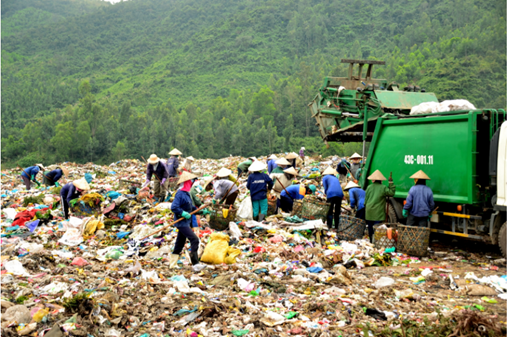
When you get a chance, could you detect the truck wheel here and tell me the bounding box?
[499,222,506,258]
[388,204,397,223]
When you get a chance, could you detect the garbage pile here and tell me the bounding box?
[1,156,507,336]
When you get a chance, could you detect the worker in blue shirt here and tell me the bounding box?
[278,184,316,213]
[343,181,366,220]
[169,171,200,268]
[403,170,435,227]
[166,148,182,177]
[246,161,273,221]
[20,164,44,190]
[43,167,69,187]
[267,154,278,174]
[60,178,90,219]
[322,167,344,231]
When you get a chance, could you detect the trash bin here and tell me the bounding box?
[209,204,237,231]
[396,224,430,257]
[337,215,366,241]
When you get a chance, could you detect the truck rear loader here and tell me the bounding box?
[310,59,507,257]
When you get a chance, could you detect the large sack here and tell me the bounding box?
[410,99,476,115]
[237,196,253,220]
[200,233,230,264]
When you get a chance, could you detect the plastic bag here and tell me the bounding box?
[200,233,230,264]
[58,228,84,247]
[3,305,32,324]
[32,308,50,322]
[374,277,395,289]
[410,99,476,115]
[83,219,104,237]
[237,196,253,220]
[228,222,242,239]
[17,242,44,253]
[4,260,30,276]
[71,257,89,267]
[224,247,241,264]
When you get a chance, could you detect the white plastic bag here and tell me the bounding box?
[58,228,83,247]
[228,222,242,239]
[4,260,30,276]
[237,196,253,220]
[410,99,476,115]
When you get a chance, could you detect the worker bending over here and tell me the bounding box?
[60,178,90,219]
[142,154,169,203]
[43,167,68,187]
[20,164,44,190]
[343,181,366,220]
[278,184,316,213]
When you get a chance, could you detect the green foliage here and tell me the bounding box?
[17,152,44,168]
[15,296,28,304]
[1,0,505,165]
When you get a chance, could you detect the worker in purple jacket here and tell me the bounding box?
[142,154,169,203]
[299,147,305,164]
[166,148,182,177]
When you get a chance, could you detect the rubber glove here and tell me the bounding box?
[402,209,408,218]
[55,182,60,187]
[212,199,217,205]
[142,179,150,188]
[31,175,35,181]
[181,211,191,219]
[35,181,41,187]
[428,214,433,221]
[161,178,166,186]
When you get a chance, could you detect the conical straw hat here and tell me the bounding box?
[249,157,257,162]
[283,167,298,176]
[60,167,69,177]
[73,178,90,191]
[177,171,198,184]
[343,181,360,191]
[275,158,291,166]
[248,160,267,172]
[186,156,195,161]
[169,148,182,155]
[322,167,338,176]
[349,152,362,159]
[35,164,45,170]
[203,176,215,189]
[286,152,299,159]
[268,154,278,160]
[367,170,386,181]
[216,168,232,178]
[147,154,160,164]
[410,170,430,180]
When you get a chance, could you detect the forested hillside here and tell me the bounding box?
[2,0,506,167]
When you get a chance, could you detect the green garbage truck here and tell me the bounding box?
[310,59,507,257]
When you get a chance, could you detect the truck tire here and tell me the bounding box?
[499,222,506,258]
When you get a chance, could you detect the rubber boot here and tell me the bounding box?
[258,214,265,222]
[326,215,334,231]
[190,251,200,265]
[168,254,179,269]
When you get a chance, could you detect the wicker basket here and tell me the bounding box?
[301,199,330,222]
[209,204,237,231]
[374,224,398,250]
[267,196,277,216]
[337,215,366,241]
[396,224,430,257]
[291,200,303,217]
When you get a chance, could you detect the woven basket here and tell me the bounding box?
[291,200,303,217]
[337,215,366,241]
[267,196,277,216]
[396,224,430,257]
[301,199,330,222]
[167,177,179,190]
[209,204,237,231]
[374,224,398,250]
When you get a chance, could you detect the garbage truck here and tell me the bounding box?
[309,59,507,257]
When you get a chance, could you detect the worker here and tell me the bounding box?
[43,167,68,187]
[169,171,200,268]
[299,147,305,164]
[267,155,278,174]
[336,158,350,184]
[278,184,316,213]
[349,153,362,180]
[20,164,44,190]
[141,154,169,203]
[403,170,435,227]
[271,167,296,198]
[190,179,203,207]
[210,168,239,205]
[343,181,366,220]
[322,167,344,231]
[178,156,194,173]
[246,161,273,221]
[237,157,257,178]
[271,158,290,174]
[286,152,299,169]
[84,173,93,184]
[166,148,182,177]
[364,170,396,243]
[60,178,90,219]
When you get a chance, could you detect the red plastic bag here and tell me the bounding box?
[253,246,265,253]
[71,257,89,267]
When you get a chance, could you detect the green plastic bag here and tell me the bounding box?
[232,330,249,336]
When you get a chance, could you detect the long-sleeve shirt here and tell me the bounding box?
[171,190,197,228]
[190,184,202,207]
[146,162,169,182]
[237,160,253,172]
[46,169,63,183]
[246,172,273,201]
[299,149,304,157]
[281,184,305,200]
[213,179,238,200]
[349,187,366,210]
[271,166,285,174]
[267,160,278,174]
[271,173,293,197]
[350,163,361,179]
[365,181,396,221]
[322,175,344,199]
[166,157,179,177]
[60,182,80,206]
[403,184,435,217]
[21,166,40,181]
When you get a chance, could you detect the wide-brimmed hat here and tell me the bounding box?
[147,154,160,164]
[343,181,360,191]
[177,171,198,184]
[286,152,299,159]
[322,167,338,176]
[248,161,267,172]
[216,168,232,178]
[60,167,69,177]
[268,154,278,160]
[249,157,257,162]
[73,178,90,191]
[283,167,298,176]
[301,147,305,150]
[367,170,386,181]
[275,158,291,166]
[203,176,215,189]
[349,152,362,160]
[410,170,430,180]
[35,164,45,170]
[186,156,195,161]
[169,148,182,156]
